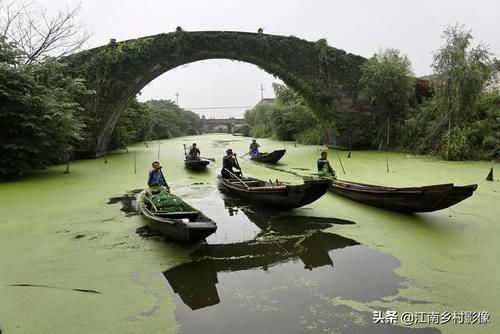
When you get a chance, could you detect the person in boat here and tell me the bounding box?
[188,143,201,160]
[148,161,170,194]
[249,139,260,157]
[221,149,242,179]
[317,151,335,178]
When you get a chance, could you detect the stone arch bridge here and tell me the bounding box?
[66,30,366,156]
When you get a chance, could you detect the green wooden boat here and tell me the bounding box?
[139,187,217,242]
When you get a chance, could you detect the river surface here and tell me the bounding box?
[0,134,498,334]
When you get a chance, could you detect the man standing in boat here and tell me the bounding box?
[148,161,170,192]
[317,151,336,178]
[188,143,201,160]
[249,139,260,157]
[221,149,242,179]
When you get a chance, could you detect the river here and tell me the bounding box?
[0,134,498,334]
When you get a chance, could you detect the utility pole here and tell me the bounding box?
[175,92,179,106]
[260,84,264,100]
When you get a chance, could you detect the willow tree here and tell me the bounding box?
[360,48,414,147]
[432,24,492,159]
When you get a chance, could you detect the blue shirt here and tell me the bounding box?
[249,143,260,156]
[148,169,166,186]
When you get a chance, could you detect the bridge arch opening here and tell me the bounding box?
[68,31,365,155]
[138,58,283,120]
[108,55,300,146]
[135,59,285,135]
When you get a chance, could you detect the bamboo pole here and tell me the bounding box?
[336,151,346,175]
[157,140,161,160]
[386,153,389,173]
[386,116,390,173]
[134,151,137,175]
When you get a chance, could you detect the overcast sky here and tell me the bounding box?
[41,0,500,118]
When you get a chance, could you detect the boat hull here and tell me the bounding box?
[250,149,286,163]
[218,176,331,209]
[139,191,217,242]
[184,159,210,171]
[329,179,477,213]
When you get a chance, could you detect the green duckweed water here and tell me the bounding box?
[0,134,498,334]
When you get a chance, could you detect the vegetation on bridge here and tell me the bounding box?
[64,30,366,154]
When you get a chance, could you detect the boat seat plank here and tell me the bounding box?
[249,186,287,191]
[226,180,262,186]
[154,211,199,221]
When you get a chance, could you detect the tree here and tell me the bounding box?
[401,25,496,160]
[0,0,89,65]
[270,104,315,140]
[110,98,154,150]
[432,24,492,129]
[360,48,414,146]
[0,37,89,176]
[145,99,203,139]
[244,84,319,141]
[273,82,306,106]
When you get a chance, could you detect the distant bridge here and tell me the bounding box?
[202,118,245,133]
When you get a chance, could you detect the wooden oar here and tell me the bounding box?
[240,151,250,158]
[200,156,216,162]
[234,155,244,177]
[159,168,170,191]
[223,168,249,189]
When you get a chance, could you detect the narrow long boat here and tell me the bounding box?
[329,179,477,213]
[250,149,286,163]
[218,175,331,209]
[184,158,210,171]
[139,189,217,242]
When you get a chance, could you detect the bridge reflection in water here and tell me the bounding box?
[161,199,440,333]
[164,230,357,310]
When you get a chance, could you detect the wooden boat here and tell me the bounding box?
[250,149,286,163]
[184,158,210,171]
[218,175,331,209]
[329,179,478,213]
[139,189,217,242]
